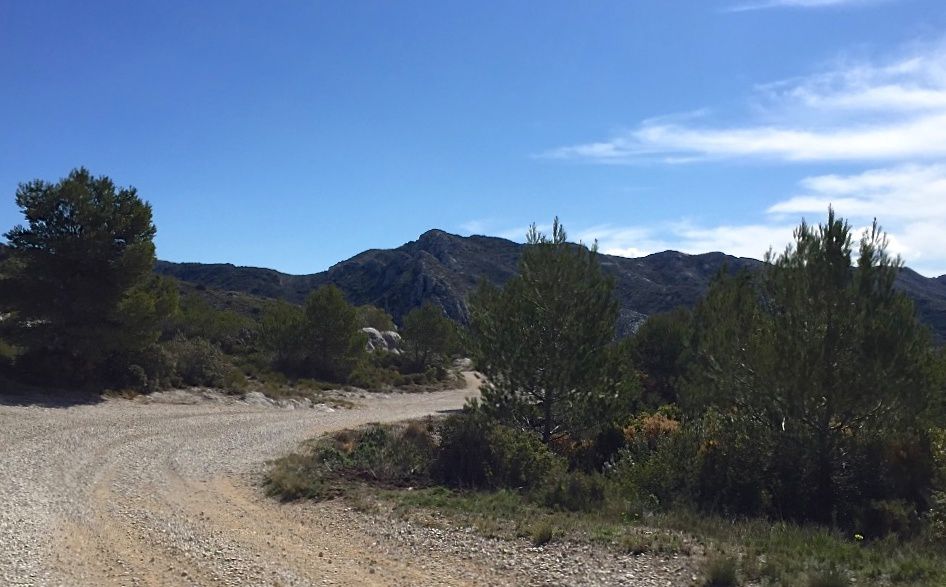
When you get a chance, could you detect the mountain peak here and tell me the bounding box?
[154,231,946,341]
[418,228,451,239]
[416,228,461,246]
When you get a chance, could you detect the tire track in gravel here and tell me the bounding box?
[2,373,699,586]
[1,383,479,586]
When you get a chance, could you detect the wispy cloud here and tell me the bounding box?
[543,41,946,164]
[534,39,946,275]
[459,219,490,234]
[479,163,946,276]
[577,221,797,264]
[727,0,890,13]
[768,163,946,274]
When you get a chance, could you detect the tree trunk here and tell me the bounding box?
[542,389,553,444]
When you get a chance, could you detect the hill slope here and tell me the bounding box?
[157,230,770,336]
[156,228,946,342]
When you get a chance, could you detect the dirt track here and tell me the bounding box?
[0,375,696,586]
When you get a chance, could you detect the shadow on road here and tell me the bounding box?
[0,377,105,408]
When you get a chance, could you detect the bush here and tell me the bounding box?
[344,422,437,485]
[435,408,564,490]
[266,422,439,501]
[347,359,397,390]
[486,424,563,490]
[541,471,607,512]
[434,409,494,488]
[527,519,559,546]
[614,409,697,510]
[857,499,921,539]
[560,425,627,473]
[0,338,18,368]
[124,364,150,391]
[702,555,739,587]
[265,452,338,500]
[930,428,946,541]
[167,336,240,389]
[807,569,847,587]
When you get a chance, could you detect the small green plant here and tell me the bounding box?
[807,568,848,587]
[619,531,687,556]
[702,555,739,587]
[264,422,437,501]
[529,519,558,546]
[434,410,564,490]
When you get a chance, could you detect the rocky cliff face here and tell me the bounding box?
[154,230,946,340]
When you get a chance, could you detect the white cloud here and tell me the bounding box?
[480,163,946,276]
[767,163,946,274]
[728,0,891,12]
[459,219,489,234]
[577,221,797,264]
[535,40,946,274]
[544,42,946,164]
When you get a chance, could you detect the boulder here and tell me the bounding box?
[381,330,402,349]
[361,327,402,354]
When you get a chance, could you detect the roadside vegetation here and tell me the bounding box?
[2,168,944,584]
[269,214,946,586]
[0,168,463,396]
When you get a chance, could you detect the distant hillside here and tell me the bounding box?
[6,230,944,339]
[157,231,760,336]
[153,229,946,341]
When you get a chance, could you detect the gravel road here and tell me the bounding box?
[0,376,697,586]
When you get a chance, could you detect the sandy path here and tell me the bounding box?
[0,378,480,587]
[0,373,695,586]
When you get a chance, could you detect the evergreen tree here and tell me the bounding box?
[469,218,620,443]
[686,209,938,522]
[0,168,176,385]
[257,287,363,381]
[257,300,306,370]
[355,304,396,332]
[303,285,362,380]
[174,292,253,352]
[402,302,457,369]
[629,307,692,407]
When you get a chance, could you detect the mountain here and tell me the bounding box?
[6,230,944,339]
[79,229,946,341]
[150,230,725,337]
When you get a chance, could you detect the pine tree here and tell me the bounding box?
[687,209,937,522]
[630,307,692,406]
[0,168,176,386]
[468,218,620,443]
[302,285,362,381]
[402,302,457,369]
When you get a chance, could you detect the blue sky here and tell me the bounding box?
[3,0,946,275]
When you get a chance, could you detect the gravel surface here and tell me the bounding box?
[0,376,699,586]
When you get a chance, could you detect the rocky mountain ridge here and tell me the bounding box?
[154,229,946,340]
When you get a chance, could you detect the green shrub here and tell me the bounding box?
[702,555,739,587]
[613,413,698,510]
[0,338,18,367]
[266,422,439,501]
[167,336,240,389]
[124,364,150,391]
[347,359,397,390]
[434,409,564,490]
[265,450,347,500]
[564,425,627,472]
[434,409,495,488]
[807,569,847,587]
[528,519,559,546]
[343,422,437,485]
[856,499,921,539]
[485,424,563,490]
[542,471,607,512]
